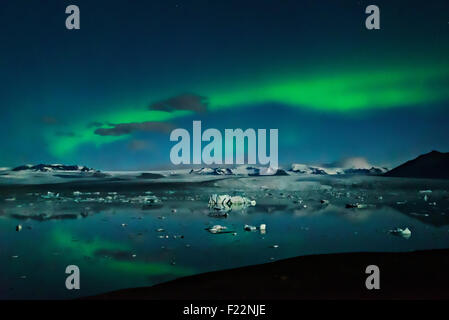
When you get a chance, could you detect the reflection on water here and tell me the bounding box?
[1,176,449,299]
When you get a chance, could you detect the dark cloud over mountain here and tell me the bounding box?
[94,121,175,136]
[87,122,104,128]
[149,93,208,113]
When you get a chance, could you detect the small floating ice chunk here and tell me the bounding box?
[389,227,412,239]
[41,192,59,199]
[419,190,432,194]
[244,224,257,232]
[16,225,22,232]
[320,199,329,205]
[206,225,228,234]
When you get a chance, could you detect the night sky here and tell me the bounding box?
[1,0,448,170]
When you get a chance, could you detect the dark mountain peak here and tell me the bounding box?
[385,151,449,179]
[416,150,444,159]
[429,150,445,157]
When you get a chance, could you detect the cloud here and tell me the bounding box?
[149,93,208,113]
[94,121,175,136]
[86,121,104,128]
[325,157,372,169]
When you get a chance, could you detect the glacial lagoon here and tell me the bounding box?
[1,174,449,299]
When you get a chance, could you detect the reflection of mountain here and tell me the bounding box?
[385,151,449,179]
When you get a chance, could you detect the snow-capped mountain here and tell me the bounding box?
[290,164,330,175]
[246,166,289,176]
[0,164,106,185]
[0,156,391,187]
[189,167,234,175]
[189,162,386,177]
[12,164,97,173]
[189,166,289,176]
[290,157,388,176]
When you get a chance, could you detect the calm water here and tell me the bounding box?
[1,176,449,299]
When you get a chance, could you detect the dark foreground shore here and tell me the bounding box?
[89,248,449,300]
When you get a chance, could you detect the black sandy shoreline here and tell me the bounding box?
[89,248,449,300]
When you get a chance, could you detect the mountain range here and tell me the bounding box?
[2,151,449,182]
[12,164,96,173]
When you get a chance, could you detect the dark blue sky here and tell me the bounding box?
[1,0,448,169]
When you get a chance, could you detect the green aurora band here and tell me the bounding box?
[48,63,449,158]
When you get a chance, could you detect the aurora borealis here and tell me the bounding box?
[1,0,449,169]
